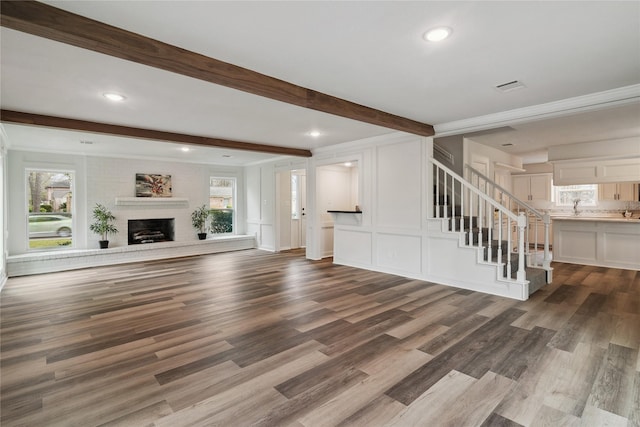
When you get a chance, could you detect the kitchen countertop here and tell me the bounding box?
[551,214,639,223]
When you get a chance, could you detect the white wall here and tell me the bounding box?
[308,133,429,277]
[0,130,6,289]
[7,150,244,255]
[314,163,359,258]
[276,170,292,251]
[464,137,523,181]
[245,163,275,251]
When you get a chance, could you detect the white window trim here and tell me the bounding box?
[553,184,598,207]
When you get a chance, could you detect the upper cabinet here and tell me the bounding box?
[598,182,638,201]
[513,174,552,202]
[553,157,640,186]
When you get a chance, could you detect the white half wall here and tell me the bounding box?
[312,132,531,300]
[315,163,359,258]
[312,133,429,277]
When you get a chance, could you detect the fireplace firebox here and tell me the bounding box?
[128,218,175,245]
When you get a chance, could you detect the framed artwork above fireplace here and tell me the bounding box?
[135,174,172,198]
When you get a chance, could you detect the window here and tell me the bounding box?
[209,177,235,234]
[26,170,74,250]
[554,184,598,207]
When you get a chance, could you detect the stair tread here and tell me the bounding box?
[438,213,550,295]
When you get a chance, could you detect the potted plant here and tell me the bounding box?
[191,204,209,240]
[89,203,118,249]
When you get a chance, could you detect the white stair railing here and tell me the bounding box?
[431,158,527,284]
[464,165,552,272]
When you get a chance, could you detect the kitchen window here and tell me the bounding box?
[554,184,598,207]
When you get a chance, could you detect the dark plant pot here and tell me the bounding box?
[99,240,109,249]
[197,233,207,240]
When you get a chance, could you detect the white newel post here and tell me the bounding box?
[516,212,527,283]
[543,213,551,270]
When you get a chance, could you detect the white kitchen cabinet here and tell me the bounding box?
[598,182,638,201]
[512,174,552,202]
[553,217,640,270]
[553,157,640,185]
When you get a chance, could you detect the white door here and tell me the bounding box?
[291,171,307,249]
[299,174,307,248]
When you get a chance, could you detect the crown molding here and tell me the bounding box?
[434,84,640,137]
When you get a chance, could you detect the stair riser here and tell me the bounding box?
[434,176,550,296]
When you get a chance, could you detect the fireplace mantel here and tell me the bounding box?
[115,197,189,207]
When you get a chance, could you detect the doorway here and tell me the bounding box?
[276,169,307,252]
[291,170,306,249]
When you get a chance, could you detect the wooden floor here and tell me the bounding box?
[1,249,638,427]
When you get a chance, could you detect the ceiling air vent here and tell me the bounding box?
[495,80,526,92]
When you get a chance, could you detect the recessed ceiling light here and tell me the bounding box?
[307,130,321,138]
[423,27,452,42]
[344,162,352,167]
[181,147,190,152]
[103,92,126,102]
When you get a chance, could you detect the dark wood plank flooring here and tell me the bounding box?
[1,249,638,426]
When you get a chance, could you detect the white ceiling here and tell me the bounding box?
[1,1,639,165]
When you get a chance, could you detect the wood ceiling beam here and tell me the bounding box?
[0,110,313,157]
[0,0,435,137]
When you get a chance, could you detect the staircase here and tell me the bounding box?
[464,164,552,286]
[428,158,552,299]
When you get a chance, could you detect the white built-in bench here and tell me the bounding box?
[7,235,256,277]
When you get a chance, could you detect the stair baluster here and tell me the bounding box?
[431,158,528,286]
[464,164,553,282]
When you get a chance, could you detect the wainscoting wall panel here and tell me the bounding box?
[376,233,422,275]
[333,229,372,266]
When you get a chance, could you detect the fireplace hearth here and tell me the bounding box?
[128,218,175,245]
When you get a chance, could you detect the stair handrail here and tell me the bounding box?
[464,164,552,271]
[431,157,527,283]
[434,159,521,222]
[464,164,545,218]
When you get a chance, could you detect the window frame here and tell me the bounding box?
[553,183,598,207]
[209,176,236,235]
[25,168,75,251]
